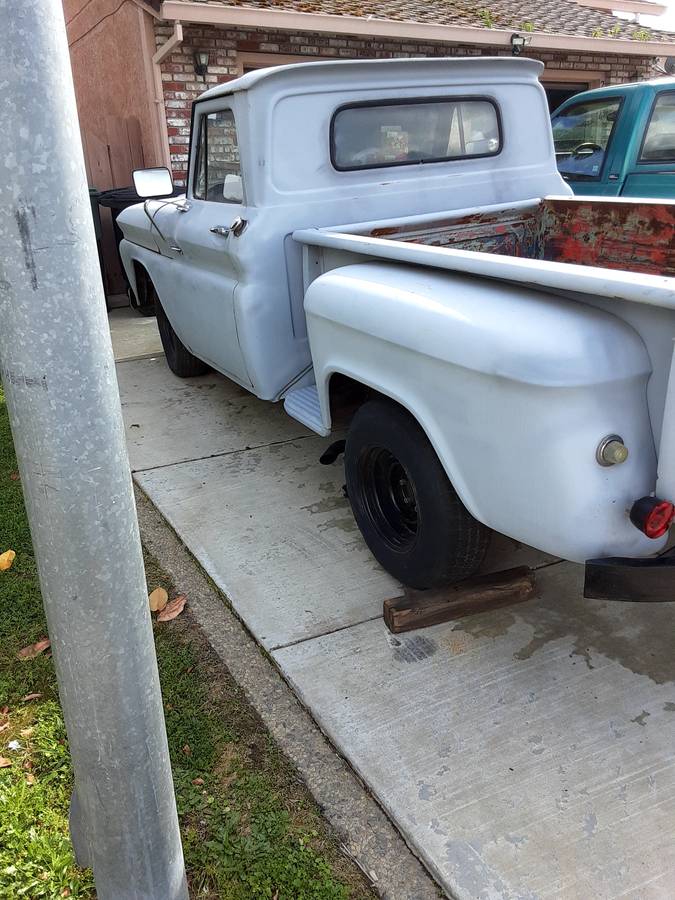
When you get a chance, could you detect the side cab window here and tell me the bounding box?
[193,107,245,203]
[640,92,675,163]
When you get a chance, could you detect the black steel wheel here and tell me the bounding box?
[345,399,490,589]
[358,447,419,552]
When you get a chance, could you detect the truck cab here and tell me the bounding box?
[551,77,675,197]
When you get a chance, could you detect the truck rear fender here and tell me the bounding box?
[306,262,661,561]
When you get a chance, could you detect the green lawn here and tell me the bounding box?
[0,387,372,899]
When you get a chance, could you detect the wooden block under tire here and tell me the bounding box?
[383,566,537,634]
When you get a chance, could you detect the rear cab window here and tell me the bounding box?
[640,91,675,163]
[551,96,622,181]
[193,108,244,203]
[330,97,501,171]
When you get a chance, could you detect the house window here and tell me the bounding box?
[640,92,675,163]
[330,97,502,171]
[551,97,621,181]
[193,109,244,203]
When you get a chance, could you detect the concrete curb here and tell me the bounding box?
[135,486,444,900]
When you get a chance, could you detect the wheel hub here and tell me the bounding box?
[360,447,418,551]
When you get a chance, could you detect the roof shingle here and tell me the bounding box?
[170,0,675,41]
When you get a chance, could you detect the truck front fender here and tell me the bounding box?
[305,262,662,562]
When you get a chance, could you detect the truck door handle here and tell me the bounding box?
[210,218,247,238]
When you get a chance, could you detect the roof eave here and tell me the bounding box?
[160,1,675,57]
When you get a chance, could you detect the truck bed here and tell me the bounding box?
[345,196,675,277]
[294,196,675,311]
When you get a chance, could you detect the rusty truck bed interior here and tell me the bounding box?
[364,197,675,278]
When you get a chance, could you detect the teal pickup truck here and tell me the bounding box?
[551,77,675,197]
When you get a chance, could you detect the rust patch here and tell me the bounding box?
[369,205,540,259]
[365,197,675,279]
[540,197,675,277]
[369,226,399,237]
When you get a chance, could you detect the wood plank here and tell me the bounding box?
[83,128,113,190]
[383,566,536,634]
[106,115,134,187]
[126,117,145,172]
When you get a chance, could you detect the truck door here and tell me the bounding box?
[551,93,627,196]
[620,90,675,200]
[162,99,252,387]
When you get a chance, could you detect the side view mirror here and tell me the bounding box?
[132,166,174,199]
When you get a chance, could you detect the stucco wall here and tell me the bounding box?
[155,21,657,186]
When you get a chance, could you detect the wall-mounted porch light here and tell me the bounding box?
[194,50,209,78]
[510,33,531,55]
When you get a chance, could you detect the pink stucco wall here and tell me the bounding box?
[65,0,161,189]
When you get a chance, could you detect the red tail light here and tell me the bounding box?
[630,496,675,539]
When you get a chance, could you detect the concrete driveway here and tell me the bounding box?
[112,317,675,899]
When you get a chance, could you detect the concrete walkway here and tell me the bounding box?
[113,319,675,899]
[108,306,163,362]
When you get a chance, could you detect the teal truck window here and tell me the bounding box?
[640,92,675,162]
[552,97,621,181]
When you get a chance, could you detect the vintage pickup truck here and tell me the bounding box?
[118,57,675,595]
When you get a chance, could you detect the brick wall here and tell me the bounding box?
[156,21,656,185]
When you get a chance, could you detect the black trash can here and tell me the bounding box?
[96,187,154,315]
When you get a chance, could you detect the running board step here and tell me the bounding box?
[283,385,329,436]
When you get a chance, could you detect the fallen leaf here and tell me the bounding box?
[191,777,204,786]
[26,773,36,785]
[0,757,11,769]
[0,707,8,715]
[21,692,42,702]
[10,471,19,481]
[20,727,34,738]
[0,549,16,571]
[157,594,187,622]
[148,587,168,613]
[0,724,8,734]
[182,744,191,756]
[17,640,50,660]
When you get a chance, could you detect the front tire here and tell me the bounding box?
[345,399,490,589]
[155,294,210,378]
[127,285,156,317]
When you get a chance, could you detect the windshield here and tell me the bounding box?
[551,97,621,181]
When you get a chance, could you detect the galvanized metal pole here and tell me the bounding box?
[0,3,188,898]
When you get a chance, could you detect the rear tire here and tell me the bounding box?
[155,293,210,378]
[345,399,490,589]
